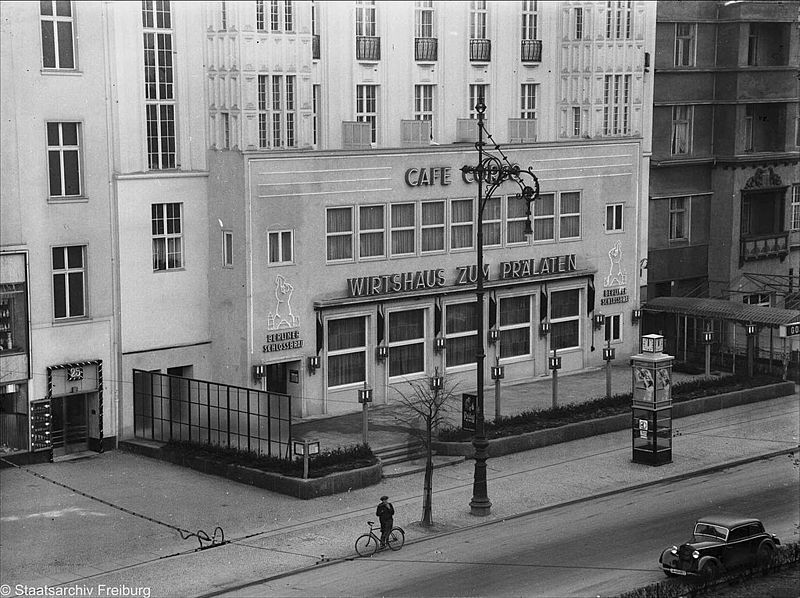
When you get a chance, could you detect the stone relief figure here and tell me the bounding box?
[605,240,628,287]
[268,275,299,330]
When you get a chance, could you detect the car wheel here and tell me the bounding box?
[756,542,775,566]
[700,561,720,581]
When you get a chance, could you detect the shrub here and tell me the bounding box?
[163,440,377,478]
[437,374,782,442]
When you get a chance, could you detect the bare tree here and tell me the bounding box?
[392,368,458,527]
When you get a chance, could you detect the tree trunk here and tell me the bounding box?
[422,419,433,526]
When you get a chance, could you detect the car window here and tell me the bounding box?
[728,526,750,541]
[694,523,728,540]
[748,523,764,536]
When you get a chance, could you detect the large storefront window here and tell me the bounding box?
[499,295,530,358]
[388,309,425,377]
[551,289,580,350]
[0,282,28,354]
[327,316,366,387]
[445,302,477,367]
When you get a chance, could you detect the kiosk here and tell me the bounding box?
[630,334,674,465]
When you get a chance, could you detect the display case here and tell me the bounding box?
[630,334,674,465]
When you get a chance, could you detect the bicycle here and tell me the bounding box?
[354,520,405,556]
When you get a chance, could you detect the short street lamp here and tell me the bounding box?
[461,100,540,517]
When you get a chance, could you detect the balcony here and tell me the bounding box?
[415,37,438,62]
[312,34,320,60]
[456,118,481,142]
[401,120,432,146]
[356,36,380,61]
[739,232,789,266]
[520,39,542,63]
[342,121,372,150]
[508,118,537,143]
[469,38,491,62]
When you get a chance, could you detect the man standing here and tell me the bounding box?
[376,495,394,548]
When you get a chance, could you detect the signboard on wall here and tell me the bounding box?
[462,393,477,432]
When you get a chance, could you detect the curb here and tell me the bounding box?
[195,445,799,598]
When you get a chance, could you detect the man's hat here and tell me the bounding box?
[380,495,389,501]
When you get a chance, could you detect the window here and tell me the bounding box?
[675,23,695,67]
[327,316,366,387]
[482,197,501,247]
[415,0,434,38]
[388,309,425,377]
[451,199,474,250]
[606,204,624,232]
[521,1,538,41]
[258,75,296,149]
[604,314,621,342]
[221,112,230,149]
[743,293,770,307]
[268,230,293,264]
[143,1,176,170]
[668,197,689,242]
[603,74,630,136]
[744,105,754,152]
[533,193,555,242]
[152,203,183,271]
[606,1,631,40]
[550,289,580,350]
[470,1,487,39]
[221,1,227,29]
[421,200,445,253]
[521,84,537,119]
[572,107,582,137]
[415,84,434,138]
[326,207,353,261]
[469,84,487,117]
[222,230,233,267]
[356,85,378,144]
[52,246,86,319]
[355,0,376,36]
[446,302,478,368]
[40,1,75,69]
[506,195,529,244]
[574,7,583,40]
[47,122,81,198]
[391,203,415,256]
[257,0,293,32]
[256,0,265,30]
[359,205,385,259]
[560,192,581,239]
[671,105,693,155]
[791,184,800,231]
[747,25,758,66]
[499,296,530,358]
[312,84,320,146]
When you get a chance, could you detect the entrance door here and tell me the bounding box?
[266,363,287,394]
[51,395,88,455]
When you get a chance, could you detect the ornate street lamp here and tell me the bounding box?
[460,101,539,516]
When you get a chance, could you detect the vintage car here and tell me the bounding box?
[659,516,780,579]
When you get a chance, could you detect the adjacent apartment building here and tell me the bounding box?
[1,1,656,460]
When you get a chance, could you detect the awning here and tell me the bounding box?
[643,296,800,327]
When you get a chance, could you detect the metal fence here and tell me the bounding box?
[133,370,291,458]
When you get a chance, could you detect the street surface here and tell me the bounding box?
[215,456,798,597]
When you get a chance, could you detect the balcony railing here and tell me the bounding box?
[508,118,537,143]
[521,39,542,63]
[401,119,432,146]
[356,36,380,61]
[456,118,482,142]
[739,232,789,266]
[312,34,320,60]
[415,37,438,61]
[342,121,372,150]
[469,38,491,62]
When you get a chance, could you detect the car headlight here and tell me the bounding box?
[670,546,678,555]
[692,550,700,559]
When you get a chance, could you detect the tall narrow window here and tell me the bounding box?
[791,184,800,231]
[521,84,537,119]
[220,1,227,29]
[271,75,283,147]
[499,295,531,358]
[256,0,266,30]
[470,1,487,39]
[47,122,81,197]
[671,105,692,155]
[533,193,555,242]
[312,84,320,146]
[469,84,487,117]
[326,207,353,261]
[284,0,293,31]
[327,316,366,387]
[221,112,230,149]
[606,1,631,40]
[388,309,425,378]
[52,246,86,319]
[747,25,758,66]
[258,75,268,148]
[446,302,478,368]
[270,0,280,31]
[415,0,434,37]
[521,1,538,41]
[415,84,434,123]
[550,289,580,350]
[483,197,501,247]
[572,107,582,137]
[268,230,293,264]
[391,203,416,256]
[675,23,695,67]
[744,105,754,152]
[451,199,474,250]
[40,1,75,69]
[603,75,630,135]
[668,197,688,242]
[143,1,176,169]
[506,195,529,244]
[560,192,581,239]
[222,230,233,267]
[152,203,183,271]
[359,205,385,259]
[421,200,445,253]
[355,0,376,36]
[574,7,583,40]
[356,85,378,143]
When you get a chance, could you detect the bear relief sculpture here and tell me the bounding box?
[267,275,300,330]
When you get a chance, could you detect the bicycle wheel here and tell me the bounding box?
[387,527,405,551]
[355,533,379,557]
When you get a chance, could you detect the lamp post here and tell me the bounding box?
[461,101,539,516]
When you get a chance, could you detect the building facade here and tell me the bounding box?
[1,1,656,457]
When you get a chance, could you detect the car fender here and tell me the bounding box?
[697,555,722,572]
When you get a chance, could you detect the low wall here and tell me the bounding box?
[119,440,383,499]
[432,381,796,458]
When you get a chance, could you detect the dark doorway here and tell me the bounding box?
[51,394,88,455]
[266,363,287,394]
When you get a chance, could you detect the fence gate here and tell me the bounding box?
[133,370,291,458]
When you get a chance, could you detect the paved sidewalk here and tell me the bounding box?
[1,385,797,597]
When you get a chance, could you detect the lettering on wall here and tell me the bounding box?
[404,167,452,187]
[263,329,303,353]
